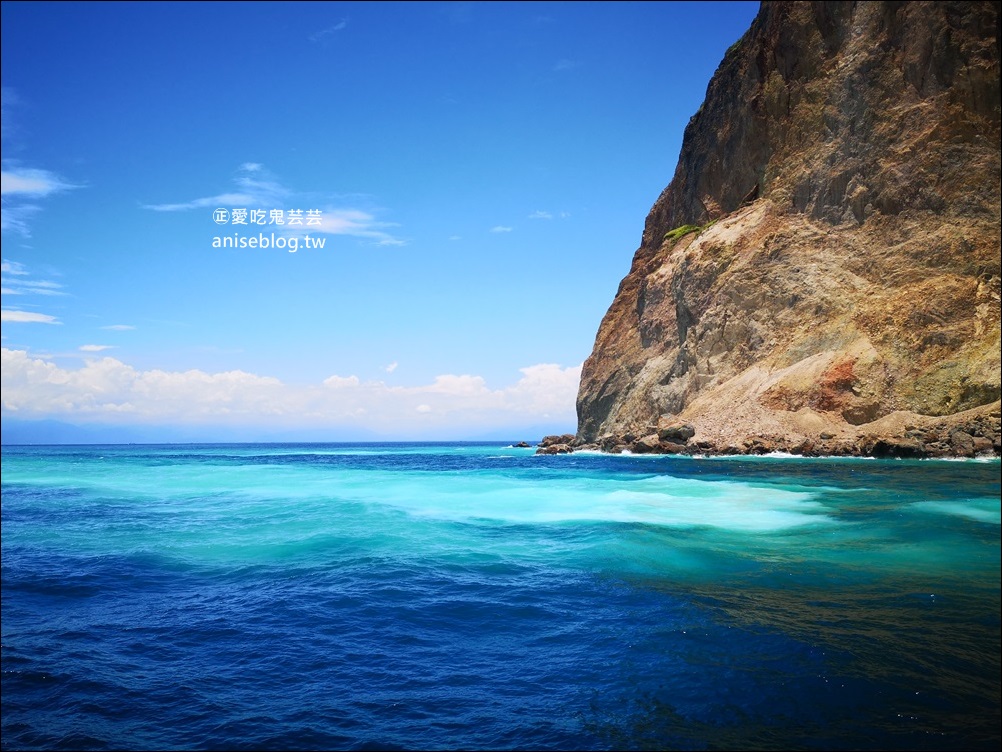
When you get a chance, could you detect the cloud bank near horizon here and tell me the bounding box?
[1,348,580,439]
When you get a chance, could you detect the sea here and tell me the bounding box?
[1,442,999,751]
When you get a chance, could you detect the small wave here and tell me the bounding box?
[910,500,1001,525]
[920,455,1001,463]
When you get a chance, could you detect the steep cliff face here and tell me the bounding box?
[577,0,1001,454]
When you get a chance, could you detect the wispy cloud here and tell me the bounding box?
[1,279,65,296]
[1,260,66,327]
[1,166,79,236]
[553,59,580,72]
[490,225,513,233]
[1,90,80,236]
[1,168,76,197]
[101,324,137,331]
[528,210,570,220]
[307,207,406,246]
[145,164,406,246]
[1,259,66,296]
[385,361,398,373]
[2,287,56,297]
[309,18,348,42]
[1,310,61,324]
[79,344,115,352]
[1,87,19,141]
[143,163,289,211]
[0,204,41,236]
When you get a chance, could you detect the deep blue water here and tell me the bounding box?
[2,443,999,750]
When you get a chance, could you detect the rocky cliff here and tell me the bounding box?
[574,0,1001,457]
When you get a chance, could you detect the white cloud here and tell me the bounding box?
[143,163,288,211]
[144,193,258,212]
[528,210,552,220]
[1,349,283,418]
[79,344,115,352]
[1,278,65,296]
[1,260,28,275]
[1,168,77,236]
[1,310,61,324]
[503,363,582,414]
[307,207,402,243]
[101,324,136,331]
[1,259,66,297]
[385,361,398,373]
[309,19,348,42]
[1,168,75,197]
[422,373,489,396]
[1,90,79,236]
[1,348,581,436]
[323,374,360,389]
[0,204,41,235]
[490,225,513,233]
[144,164,406,246]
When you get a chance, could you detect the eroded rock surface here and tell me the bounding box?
[574,0,1000,457]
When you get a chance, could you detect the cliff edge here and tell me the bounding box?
[573,0,1001,458]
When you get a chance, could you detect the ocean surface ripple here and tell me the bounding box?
[2,443,999,750]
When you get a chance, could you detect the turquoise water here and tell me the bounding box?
[2,443,999,750]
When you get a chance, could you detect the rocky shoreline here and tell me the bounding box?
[572,2,1001,459]
[536,410,1001,460]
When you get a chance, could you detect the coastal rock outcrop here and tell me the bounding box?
[575,0,1001,457]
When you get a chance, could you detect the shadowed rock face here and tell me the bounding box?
[576,0,1001,453]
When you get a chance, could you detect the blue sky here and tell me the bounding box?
[1,0,759,441]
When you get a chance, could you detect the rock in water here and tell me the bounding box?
[577,1,1001,456]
